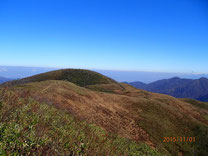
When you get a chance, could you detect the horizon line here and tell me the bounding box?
[0,65,208,75]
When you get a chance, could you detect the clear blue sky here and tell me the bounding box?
[0,0,207,73]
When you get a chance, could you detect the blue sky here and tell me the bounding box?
[0,0,208,73]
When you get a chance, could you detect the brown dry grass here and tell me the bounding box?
[12,80,208,155]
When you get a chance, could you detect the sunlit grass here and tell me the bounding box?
[0,88,161,155]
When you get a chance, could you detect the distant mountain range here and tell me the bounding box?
[0,77,13,84]
[127,77,208,102]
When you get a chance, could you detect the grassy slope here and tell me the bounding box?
[119,83,208,156]
[0,88,161,155]
[85,83,126,94]
[10,80,208,156]
[1,69,208,156]
[180,98,208,110]
[4,69,116,87]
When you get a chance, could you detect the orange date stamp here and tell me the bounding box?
[163,137,196,143]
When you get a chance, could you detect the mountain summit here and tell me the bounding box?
[4,69,116,87]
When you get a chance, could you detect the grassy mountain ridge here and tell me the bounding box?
[1,69,208,155]
[3,69,116,87]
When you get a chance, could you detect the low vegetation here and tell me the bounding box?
[85,83,126,94]
[1,69,208,155]
[180,98,208,110]
[0,88,161,155]
[133,99,208,156]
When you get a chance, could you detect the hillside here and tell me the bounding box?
[127,77,208,102]
[1,70,208,155]
[181,98,208,110]
[4,69,116,87]
[0,87,160,155]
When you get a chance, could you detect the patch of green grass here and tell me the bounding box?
[203,115,208,120]
[0,88,161,155]
[180,98,208,110]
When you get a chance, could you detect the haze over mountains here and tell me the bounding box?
[127,77,208,102]
[1,66,208,83]
[0,66,58,79]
